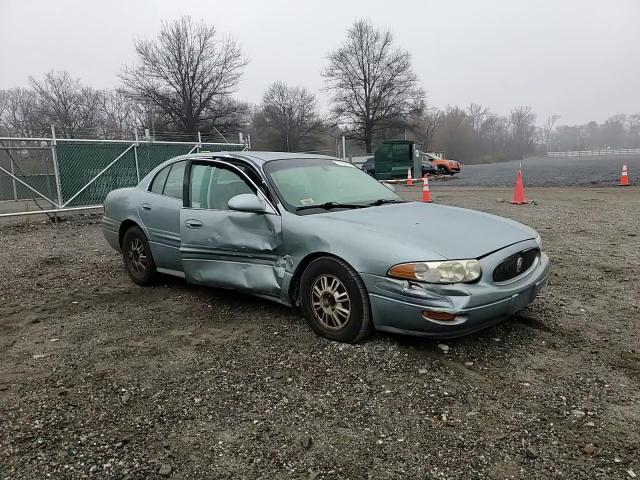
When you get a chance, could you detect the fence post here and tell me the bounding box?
[50,126,63,208]
[8,139,18,201]
[134,130,140,182]
[342,135,346,161]
[197,131,202,153]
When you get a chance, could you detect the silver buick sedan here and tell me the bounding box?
[102,152,550,343]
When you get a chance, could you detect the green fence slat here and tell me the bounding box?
[136,144,194,179]
[57,142,137,206]
[56,141,245,207]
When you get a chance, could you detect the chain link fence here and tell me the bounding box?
[0,134,247,217]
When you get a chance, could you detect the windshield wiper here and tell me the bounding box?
[365,199,406,206]
[295,201,368,212]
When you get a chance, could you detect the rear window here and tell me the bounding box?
[150,165,170,194]
[163,162,186,200]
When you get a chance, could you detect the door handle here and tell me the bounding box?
[141,203,152,210]
[184,219,203,229]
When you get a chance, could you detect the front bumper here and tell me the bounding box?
[361,240,550,338]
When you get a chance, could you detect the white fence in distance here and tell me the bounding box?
[547,148,640,157]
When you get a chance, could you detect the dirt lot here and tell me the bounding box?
[1,186,639,480]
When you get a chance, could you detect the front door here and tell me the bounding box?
[179,160,284,298]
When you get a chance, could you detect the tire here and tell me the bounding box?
[437,166,448,175]
[299,256,374,343]
[122,225,157,286]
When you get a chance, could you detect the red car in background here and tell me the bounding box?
[425,152,461,175]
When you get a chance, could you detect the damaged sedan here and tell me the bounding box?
[102,152,550,343]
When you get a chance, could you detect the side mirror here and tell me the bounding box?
[227,193,267,213]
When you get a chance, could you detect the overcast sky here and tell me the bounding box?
[1,0,638,125]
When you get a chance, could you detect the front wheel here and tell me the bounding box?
[122,226,157,286]
[300,256,373,343]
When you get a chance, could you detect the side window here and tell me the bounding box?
[163,161,186,200]
[150,165,170,194]
[190,164,254,210]
[190,164,212,208]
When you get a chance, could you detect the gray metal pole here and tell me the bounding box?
[134,130,140,182]
[342,135,346,161]
[8,139,17,201]
[51,125,64,207]
[197,131,202,153]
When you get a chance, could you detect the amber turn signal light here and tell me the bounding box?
[422,310,457,321]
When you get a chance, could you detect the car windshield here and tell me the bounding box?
[264,158,401,213]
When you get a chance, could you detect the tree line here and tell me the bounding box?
[1,17,638,163]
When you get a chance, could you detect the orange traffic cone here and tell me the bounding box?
[422,175,432,203]
[619,163,630,186]
[511,169,527,204]
[406,168,413,186]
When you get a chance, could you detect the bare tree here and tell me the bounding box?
[29,71,102,137]
[96,89,140,139]
[628,114,640,148]
[408,104,442,152]
[432,106,474,160]
[0,88,40,136]
[541,114,560,151]
[323,19,424,153]
[121,16,248,134]
[200,97,251,140]
[508,106,537,158]
[467,103,489,134]
[253,81,324,151]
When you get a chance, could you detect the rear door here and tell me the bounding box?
[138,160,186,271]
[179,160,284,298]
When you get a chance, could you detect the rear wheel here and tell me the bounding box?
[300,256,373,343]
[122,226,157,286]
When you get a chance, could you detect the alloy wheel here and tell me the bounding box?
[128,238,147,274]
[311,274,351,330]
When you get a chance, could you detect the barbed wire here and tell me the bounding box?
[1,127,246,144]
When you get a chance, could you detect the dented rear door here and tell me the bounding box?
[179,160,284,298]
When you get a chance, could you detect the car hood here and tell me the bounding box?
[315,202,536,260]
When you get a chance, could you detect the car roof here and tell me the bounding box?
[142,151,344,187]
[183,151,339,169]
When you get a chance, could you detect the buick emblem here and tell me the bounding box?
[516,256,524,273]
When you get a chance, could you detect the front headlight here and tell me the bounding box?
[388,259,482,284]
[534,233,543,250]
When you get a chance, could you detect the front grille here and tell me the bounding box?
[493,248,539,282]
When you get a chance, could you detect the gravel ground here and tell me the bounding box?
[1,186,639,480]
[441,155,640,187]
